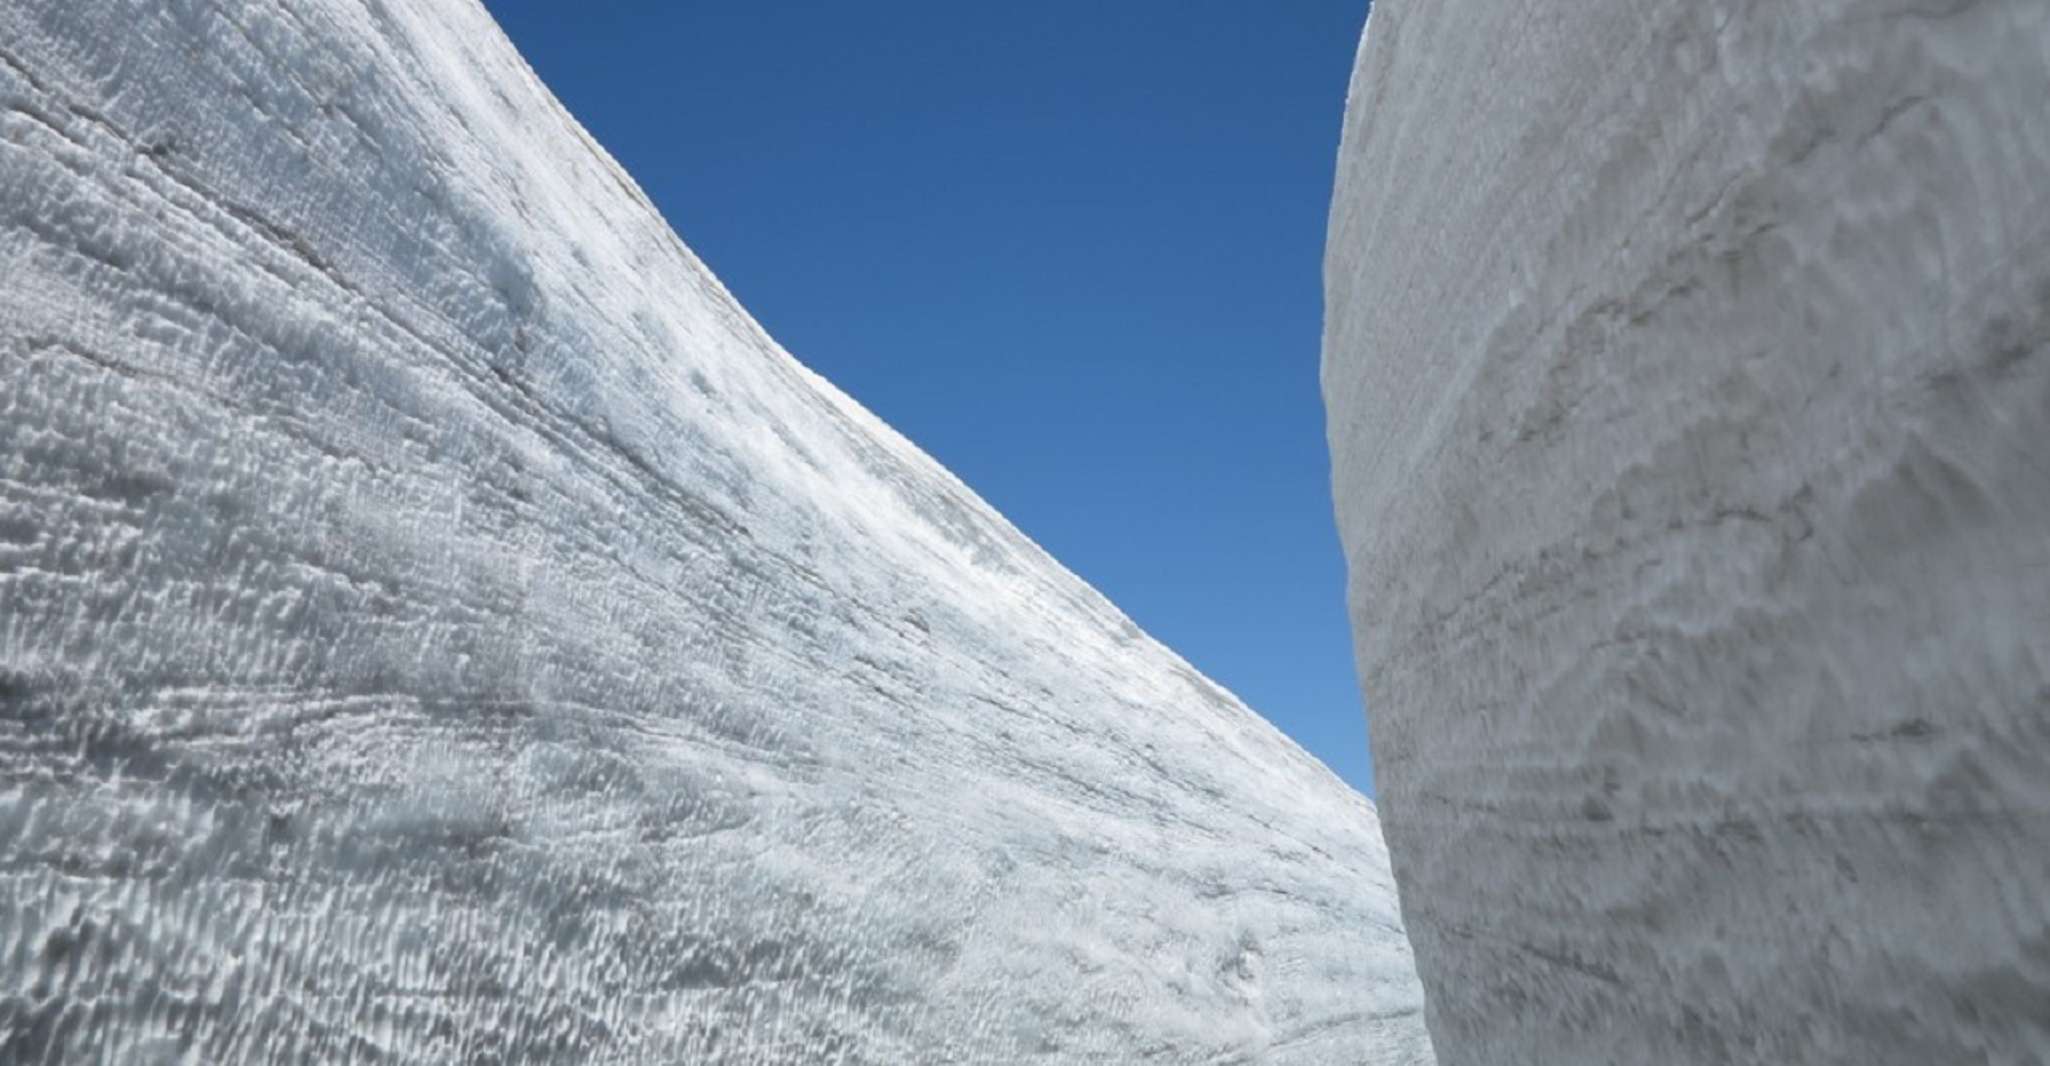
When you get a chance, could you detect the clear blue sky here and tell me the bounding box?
[480,1,1381,796]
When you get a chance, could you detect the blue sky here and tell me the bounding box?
[480,1,1381,796]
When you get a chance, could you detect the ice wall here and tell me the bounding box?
[1325,2,2050,1063]
[0,1,1430,1062]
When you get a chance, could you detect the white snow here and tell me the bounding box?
[0,0,1428,1062]
[1326,2,2050,1063]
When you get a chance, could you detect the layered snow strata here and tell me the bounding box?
[0,0,1429,1062]
[1325,2,2050,1063]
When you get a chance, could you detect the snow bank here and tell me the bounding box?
[0,1,1427,1061]
[1325,2,2050,1063]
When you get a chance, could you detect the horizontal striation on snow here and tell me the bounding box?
[0,0,1429,1062]
[1325,1,2050,1063]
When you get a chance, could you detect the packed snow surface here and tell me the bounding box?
[1326,2,2050,1063]
[0,1,1430,1062]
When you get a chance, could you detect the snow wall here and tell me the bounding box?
[1325,2,2050,1063]
[0,1,1431,1062]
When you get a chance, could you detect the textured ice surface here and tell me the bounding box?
[0,1,1431,1062]
[1325,2,2050,1063]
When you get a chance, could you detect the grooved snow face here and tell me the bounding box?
[1325,2,2050,1064]
[0,1,1427,1063]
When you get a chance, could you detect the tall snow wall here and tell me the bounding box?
[0,1,1431,1062]
[1325,2,2050,1063]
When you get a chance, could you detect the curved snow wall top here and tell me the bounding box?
[0,1,1430,1062]
[1325,2,2050,1063]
